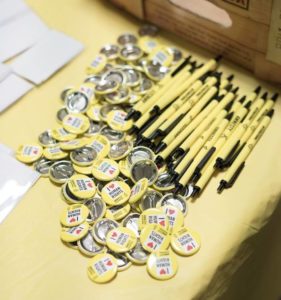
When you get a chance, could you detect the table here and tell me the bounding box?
[0,0,281,299]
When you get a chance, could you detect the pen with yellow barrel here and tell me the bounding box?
[216,109,274,193]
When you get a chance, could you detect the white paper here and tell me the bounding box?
[0,62,12,81]
[11,30,84,84]
[0,143,14,156]
[0,73,33,112]
[0,0,29,25]
[0,149,39,224]
[0,11,49,62]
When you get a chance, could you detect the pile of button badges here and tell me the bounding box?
[16,24,201,283]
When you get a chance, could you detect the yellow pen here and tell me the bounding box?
[126,56,193,120]
[154,73,221,137]
[155,89,237,165]
[173,111,233,189]
[220,74,234,89]
[217,109,274,193]
[141,80,219,141]
[214,92,268,169]
[149,56,222,115]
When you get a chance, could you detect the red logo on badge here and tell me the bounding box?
[33,150,38,154]
[106,260,113,266]
[168,209,175,215]
[108,169,114,174]
[109,183,115,189]
[75,229,82,234]
[70,217,76,223]
[160,269,166,275]
[87,182,93,188]
[187,244,193,251]
[159,220,165,227]
[68,117,72,121]
[147,242,154,248]
[111,231,118,238]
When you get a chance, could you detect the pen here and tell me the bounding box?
[155,88,237,165]
[149,56,222,115]
[220,74,234,89]
[173,111,233,190]
[214,91,268,169]
[217,109,274,193]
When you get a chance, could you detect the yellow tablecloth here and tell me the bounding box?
[0,1,281,299]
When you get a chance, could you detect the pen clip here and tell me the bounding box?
[224,142,245,168]
[226,161,245,188]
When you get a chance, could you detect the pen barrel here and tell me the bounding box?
[195,157,217,191]
[220,78,229,89]
[246,91,259,103]
[223,116,271,183]
[242,98,265,125]
[134,110,152,129]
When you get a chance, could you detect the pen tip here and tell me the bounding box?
[271,92,279,101]
[215,55,223,62]
[244,101,252,109]
[232,86,239,94]
[191,186,200,197]
[217,181,227,193]
[254,85,262,94]
[224,100,234,112]
[261,92,268,100]
[225,84,233,92]
[239,95,246,104]
[267,109,274,118]
[227,74,234,81]
[226,111,234,120]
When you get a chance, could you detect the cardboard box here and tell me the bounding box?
[108,0,281,84]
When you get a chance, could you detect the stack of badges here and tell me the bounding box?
[16,24,202,283]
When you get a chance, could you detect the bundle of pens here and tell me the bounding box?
[126,55,278,198]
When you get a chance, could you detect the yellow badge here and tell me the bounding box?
[86,54,107,75]
[140,224,170,253]
[129,178,149,204]
[62,113,90,134]
[60,222,89,242]
[86,134,110,158]
[43,146,68,160]
[171,227,201,256]
[161,205,184,233]
[105,203,131,221]
[86,104,102,122]
[101,180,131,206]
[51,127,77,142]
[60,204,89,227]
[87,253,118,283]
[68,174,96,199]
[118,159,130,178]
[146,250,178,280]
[138,208,170,231]
[148,46,173,67]
[77,230,106,257]
[60,138,87,150]
[16,144,42,163]
[107,110,133,132]
[106,227,137,253]
[138,36,160,54]
[92,158,119,181]
[73,164,93,175]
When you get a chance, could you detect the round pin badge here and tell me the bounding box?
[127,146,155,166]
[86,104,102,122]
[140,224,170,253]
[126,240,149,265]
[49,160,75,184]
[148,46,173,67]
[118,159,131,178]
[73,164,93,175]
[70,146,98,166]
[129,178,149,204]
[139,36,159,54]
[106,227,137,253]
[62,113,90,135]
[161,205,184,233]
[65,90,90,114]
[138,208,170,231]
[117,33,138,45]
[138,24,159,37]
[60,138,88,151]
[130,160,159,186]
[105,87,130,105]
[95,80,119,95]
[144,62,169,81]
[171,227,201,256]
[62,183,83,204]
[157,193,188,216]
[60,221,89,243]
[84,120,104,137]
[16,144,43,164]
[100,44,119,60]
[56,107,69,124]
[107,251,132,271]
[34,158,54,177]
[103,69,126,86]
[67,174,96,199]
[105,203,131,221]
[60,204,89,227]
[51,127,77,142]
[86,54,107,74]
[92,158,119,181]
[107,110,133,132]
[139,189,163,211]
[122,213,140,237]
[87,253,118,283]
[101,180,131,206]
[43,146,68,160]
[108,140,133,160]
[100,126,125,144]
[38,130,58,148]
[84,197,106,224]
[92,218,119,245]
[78,230,106,257]
[119,44,143,62]
[153,172,175,192]
[100,104,121,121]
[122,67,141,87]
[60,86,74,102]
[146,249,178,280]
[86,134,110,159]
[84,74,102,85]
[132,76,153,95]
